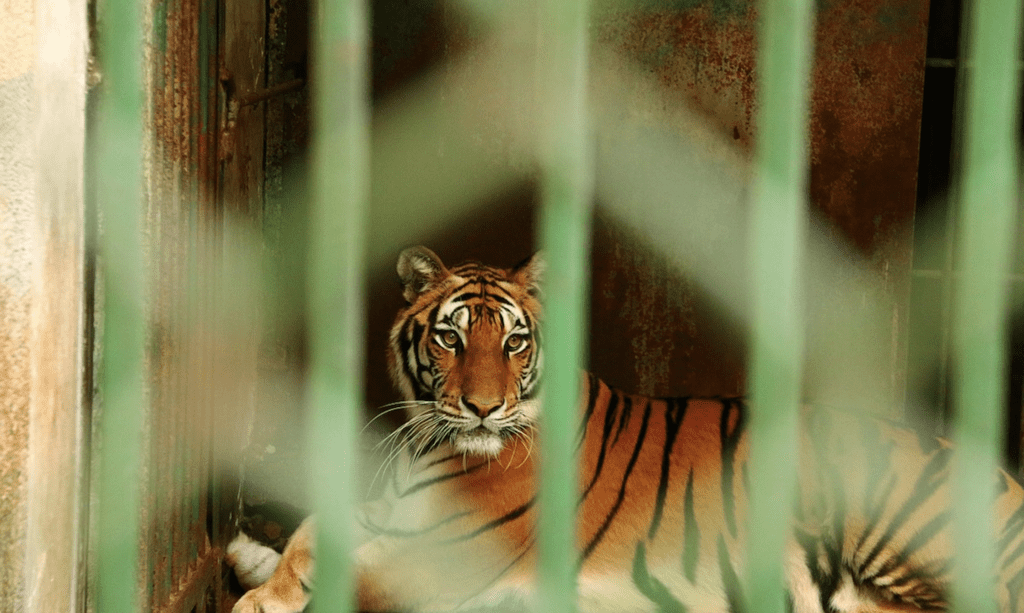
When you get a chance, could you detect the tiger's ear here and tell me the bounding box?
[511,252,544,297]
[397,246,449,303]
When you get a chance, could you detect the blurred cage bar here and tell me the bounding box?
[86,0,1024,610]
[909,0,1024,462]
[92,0,239,608]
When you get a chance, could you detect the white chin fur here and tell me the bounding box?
[453,432,504,457]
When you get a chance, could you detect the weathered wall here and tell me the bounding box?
[0,0,37,605]
[26,0,89,607]
[1,0,89,609]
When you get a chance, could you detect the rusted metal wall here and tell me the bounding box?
[137,0,226,609]
[588,0,928,403]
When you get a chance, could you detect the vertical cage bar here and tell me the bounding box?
[307,0,369,609]
[745,0,814,610]
[536,0,593,611]
[93,0,146,606]
[950,0,1023,610]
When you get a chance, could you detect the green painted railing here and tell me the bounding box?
[307,0,370,610]
[536,0,594,610]
[93,0,145,608]
[950,1,1022,612]
[745,1,814,613]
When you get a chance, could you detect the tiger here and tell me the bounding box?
[229,246,1024,613]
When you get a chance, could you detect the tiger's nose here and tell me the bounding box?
[462,396,503,418]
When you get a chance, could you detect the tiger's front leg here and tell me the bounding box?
[231,518,315,613]
[229,517,403,613]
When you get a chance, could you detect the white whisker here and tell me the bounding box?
[362,401,432,434]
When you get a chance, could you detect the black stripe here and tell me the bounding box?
[794,524,839,613]
[648,399,689,539]
[847,420,898,559]
[356,512,382,536]
[717,534,746,613]
[410,320,430,376]
[362,510,474,539]
[852,474,899,557]
[613,396,634,446]
[423,453,463,469]
[444,279,477,298]
[860,515,951,601]
[881,558,950,592]
[682,468,700,583]
[632,540,688,613]
[996,496,1024,558]
[456,536,536,610]
[405,297,439,320]
[580,400,653,562]
[397,462,488,498]
[873,511,950,581]
[426,303,441,326]
[1000,536,1024,581]
[804,515,843,609]
[720,400,745,538]
[577,373,602,447]
[581,391,621,501]
[398,319,421,393]
[856,447,951,577]
[490,293,514,307]
[1007,565,1024,613]
[450,291,482,303]
[442,498,535,544]
[821,445,847,601]
[859,420,897,517]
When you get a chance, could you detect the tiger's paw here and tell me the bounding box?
[231,519,315,613]
[226,532,281,590]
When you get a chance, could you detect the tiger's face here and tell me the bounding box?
[387,247,544,457]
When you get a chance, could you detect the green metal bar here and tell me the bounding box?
[951,0,1023,611]
[536,0,593,611]
[93,0,146,607]
[745,0,814,610]
[307,0,369,609]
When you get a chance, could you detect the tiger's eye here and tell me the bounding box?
[440,330,459,347]
[505,335,525,351]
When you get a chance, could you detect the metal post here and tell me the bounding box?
[93,0,146,607]
[307,0,370,609]
[951,0,1023,611]
[745,0,814,610]
[536,0,593,610]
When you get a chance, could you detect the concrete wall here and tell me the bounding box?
[1,0,88,609]
[0,0,38,606]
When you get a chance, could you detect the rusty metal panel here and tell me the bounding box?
[220,0,266,218]
[137,0,225,609]
[807,0,929,411]
[586,0,927,407]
